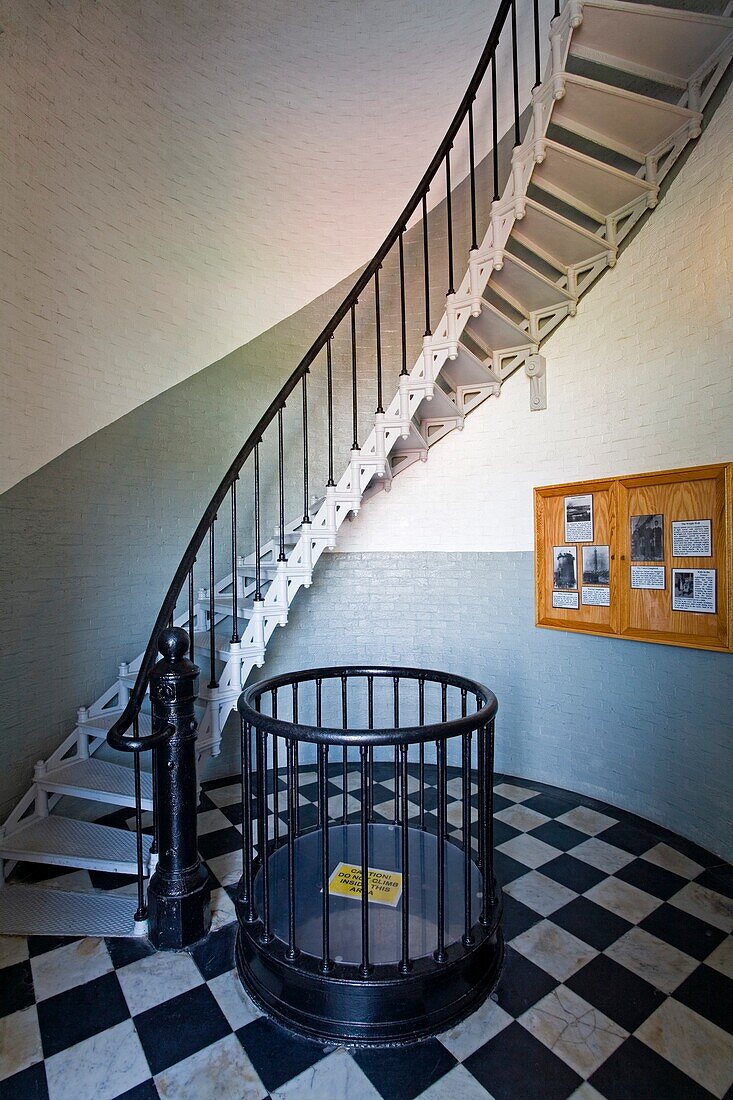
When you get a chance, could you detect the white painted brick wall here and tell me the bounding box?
[338,82,733,554]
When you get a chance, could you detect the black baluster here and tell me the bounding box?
[491,57,500,202]
[434,736,447,963]
[393,676,400,824]
[399,231,408,376]
[554,0,560,18]
[257,727,273,942]
[286,737,298,959]
[341,675,348,824]
[446,149,455,294]
[351,303,359,450]
[462,730,474,946]
[254,442,262,600]
[188,566,195,661]
[319,743,333,972]
[326,338,335,486]
[278,409,286,562]
[399,742,411,973]
[478,722,489,925]
[272,689,280,846]
[419,678,426,830]
[292,683,300,835]
[132,721,146,924]
[422,193,431,336]
[487,718,496,904]
[240,716,255,921]
[316,679,323,825]
[208,521,217,688]
[367,674,374,822]
[468,104,478,251]
[533,0,541,89]
[230,481,239,643]
[375,267,384,413]
[511,0,521,146]
[302,372,310,523]
[360,744,371,977]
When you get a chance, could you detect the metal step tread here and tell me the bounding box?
[0,815,152,873]
[491,252,575,315]
[0,884,141,937]
[513,197,613,270]
[40,757,153,810]
[533,140,653,222]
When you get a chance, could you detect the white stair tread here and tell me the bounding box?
[40,758,153,810]
[533,141,653,221]
[513,198,611,269]
[442,343,500,390]
[555,75,699,160]
[463,299,536,353]
[193,630,232,657]
[415,382,463,423]
[491,253,574,314]
[0,885,141,937]
[570,1,733,85]
[0,816,152,874]
[84,711,153,737]
[387,420,428,456]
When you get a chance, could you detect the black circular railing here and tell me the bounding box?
[235,666,503,1045]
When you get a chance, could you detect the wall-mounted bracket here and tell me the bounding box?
[525,354,547,411]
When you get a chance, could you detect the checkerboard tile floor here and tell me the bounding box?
[2,769,732,1100]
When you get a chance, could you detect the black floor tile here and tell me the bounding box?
[501,893,543,941]
[188,921,237,981]
[26,936,80,959]
[663,835,720,870]
[134,983,230,1075]
[0,959,35,1018]
[115,1082,159,1100]
[529,820,588,852]
[492,819,521,848]
[493,850,530,887]
[523,792,579,818]
[222,801,244,826]
[598,821,656,856]
[0,1061,49,1100]
[566,954,664,1032]
[236,1016,327,1092]
[639,902,726,961]
[590,1036,710,1099]
[673,964,733,1033]
[197,826,243,861]
[37,972,129,1059]
[88,870,138,892]
[614,858,687,900]
[552,896,632,951]
[104,936,156,971]
[494,946,558,1018]
[541,853,606,893]
[464,1021,581,1100]
[696,863,733,900]
[355,1040,457,1100]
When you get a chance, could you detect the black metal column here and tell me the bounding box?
[147,627,211,949]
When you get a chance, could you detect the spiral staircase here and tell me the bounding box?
[1,0,732,937]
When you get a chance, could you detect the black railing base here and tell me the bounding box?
[148,863,212,950]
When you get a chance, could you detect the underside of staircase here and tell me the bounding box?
[2,0,732,938]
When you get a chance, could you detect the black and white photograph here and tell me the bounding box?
[553,545,577,589]
[672,568,716,613]
[564,494,593,542]
[582,544,610,584]
[631,513,664,561]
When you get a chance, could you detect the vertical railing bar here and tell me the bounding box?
[292,683,300,836]
[240,716,255,922]
[422,193,431,336]
[319,743,333,972]
[418,678,426,829]
[277,408,286,561]
[375,267,384,413]
[367,675,374,822]
[302,371,310,523]
[359,744,371,977]
[434,736,447,963]
[445,149,455,294]
[399,742,411,973]
[351,303,359,450]
[341,675,348,824]
[511,0,521,146]
[208,520,218,688]
[462,729,474,946]
[491,56,500,202]
[393,676,400,824]
[272,689,280,846]
[230,480,240,643]
[468,103,478,251]
[533,0,541,88]
[188,566,195,662]
[478,720,488,925]
[257,727,272,942]
[254,442,262,599]
[326,339,335,486]
[398,231,408,376]
[286,737,298,959]
[487,717,496,904]
[132,722,146,923]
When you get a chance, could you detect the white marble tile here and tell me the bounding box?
[197,808,235,836]
[637,998,733,1098]
[206,784,243,808]
[116,948,203,1015]
[520,985,627,1077]
[328,771,363,792]
[0,934,28,969]
[45,1018,150,1100]
[605,927,698,994]
[326,794,362,820]
[446,777,478,799]
[381,774,423,795]
[503,871,577,916]
[210,886,237,932]
[207,849,244,888]
[706,935,733,979]
[571,838,635,875]
[511,920,597,981]
[569,1084,607,1100]
[447,802,478,830]
[208,969,262,1030]
[272,1048,380,1100]
[373,799,420,821]
[641,843,703,880]
[155,1033,266,1100]
[496,833,561,869]
[439,996,512,1060]
[555,807,617,836]
[494,804,550,833]
[416,1063,496,1100]
[0,1006,43,1081]
[670,882,733,933]
[584,877,660,924]
[31,937,113,1001]
[494,783,539,803]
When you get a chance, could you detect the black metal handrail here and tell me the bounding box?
[107,0,523,752]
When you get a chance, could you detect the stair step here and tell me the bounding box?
[388,420,428,456]
[569,1,733,88]
[0,885,142,937]
[512,197,612,270]
[83,711,153,738]
[533,141,654,223]
[491,252,575,316]
[0,816,152,875]
[463,299,536,355]
[39,758,153,811]
[554,74,699,162]
[441,343,501,392]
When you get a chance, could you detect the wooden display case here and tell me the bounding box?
[534,463,732,652]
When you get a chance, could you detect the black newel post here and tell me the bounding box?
[147,627,211,949]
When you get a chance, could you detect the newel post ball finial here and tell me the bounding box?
[158,626,190,663]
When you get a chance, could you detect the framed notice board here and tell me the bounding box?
[534,463,732,652]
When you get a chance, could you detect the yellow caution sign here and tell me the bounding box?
[328,861,403,908]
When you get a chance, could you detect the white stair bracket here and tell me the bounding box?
[3,0,731,936]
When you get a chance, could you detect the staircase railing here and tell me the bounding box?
[106,0,553,929]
